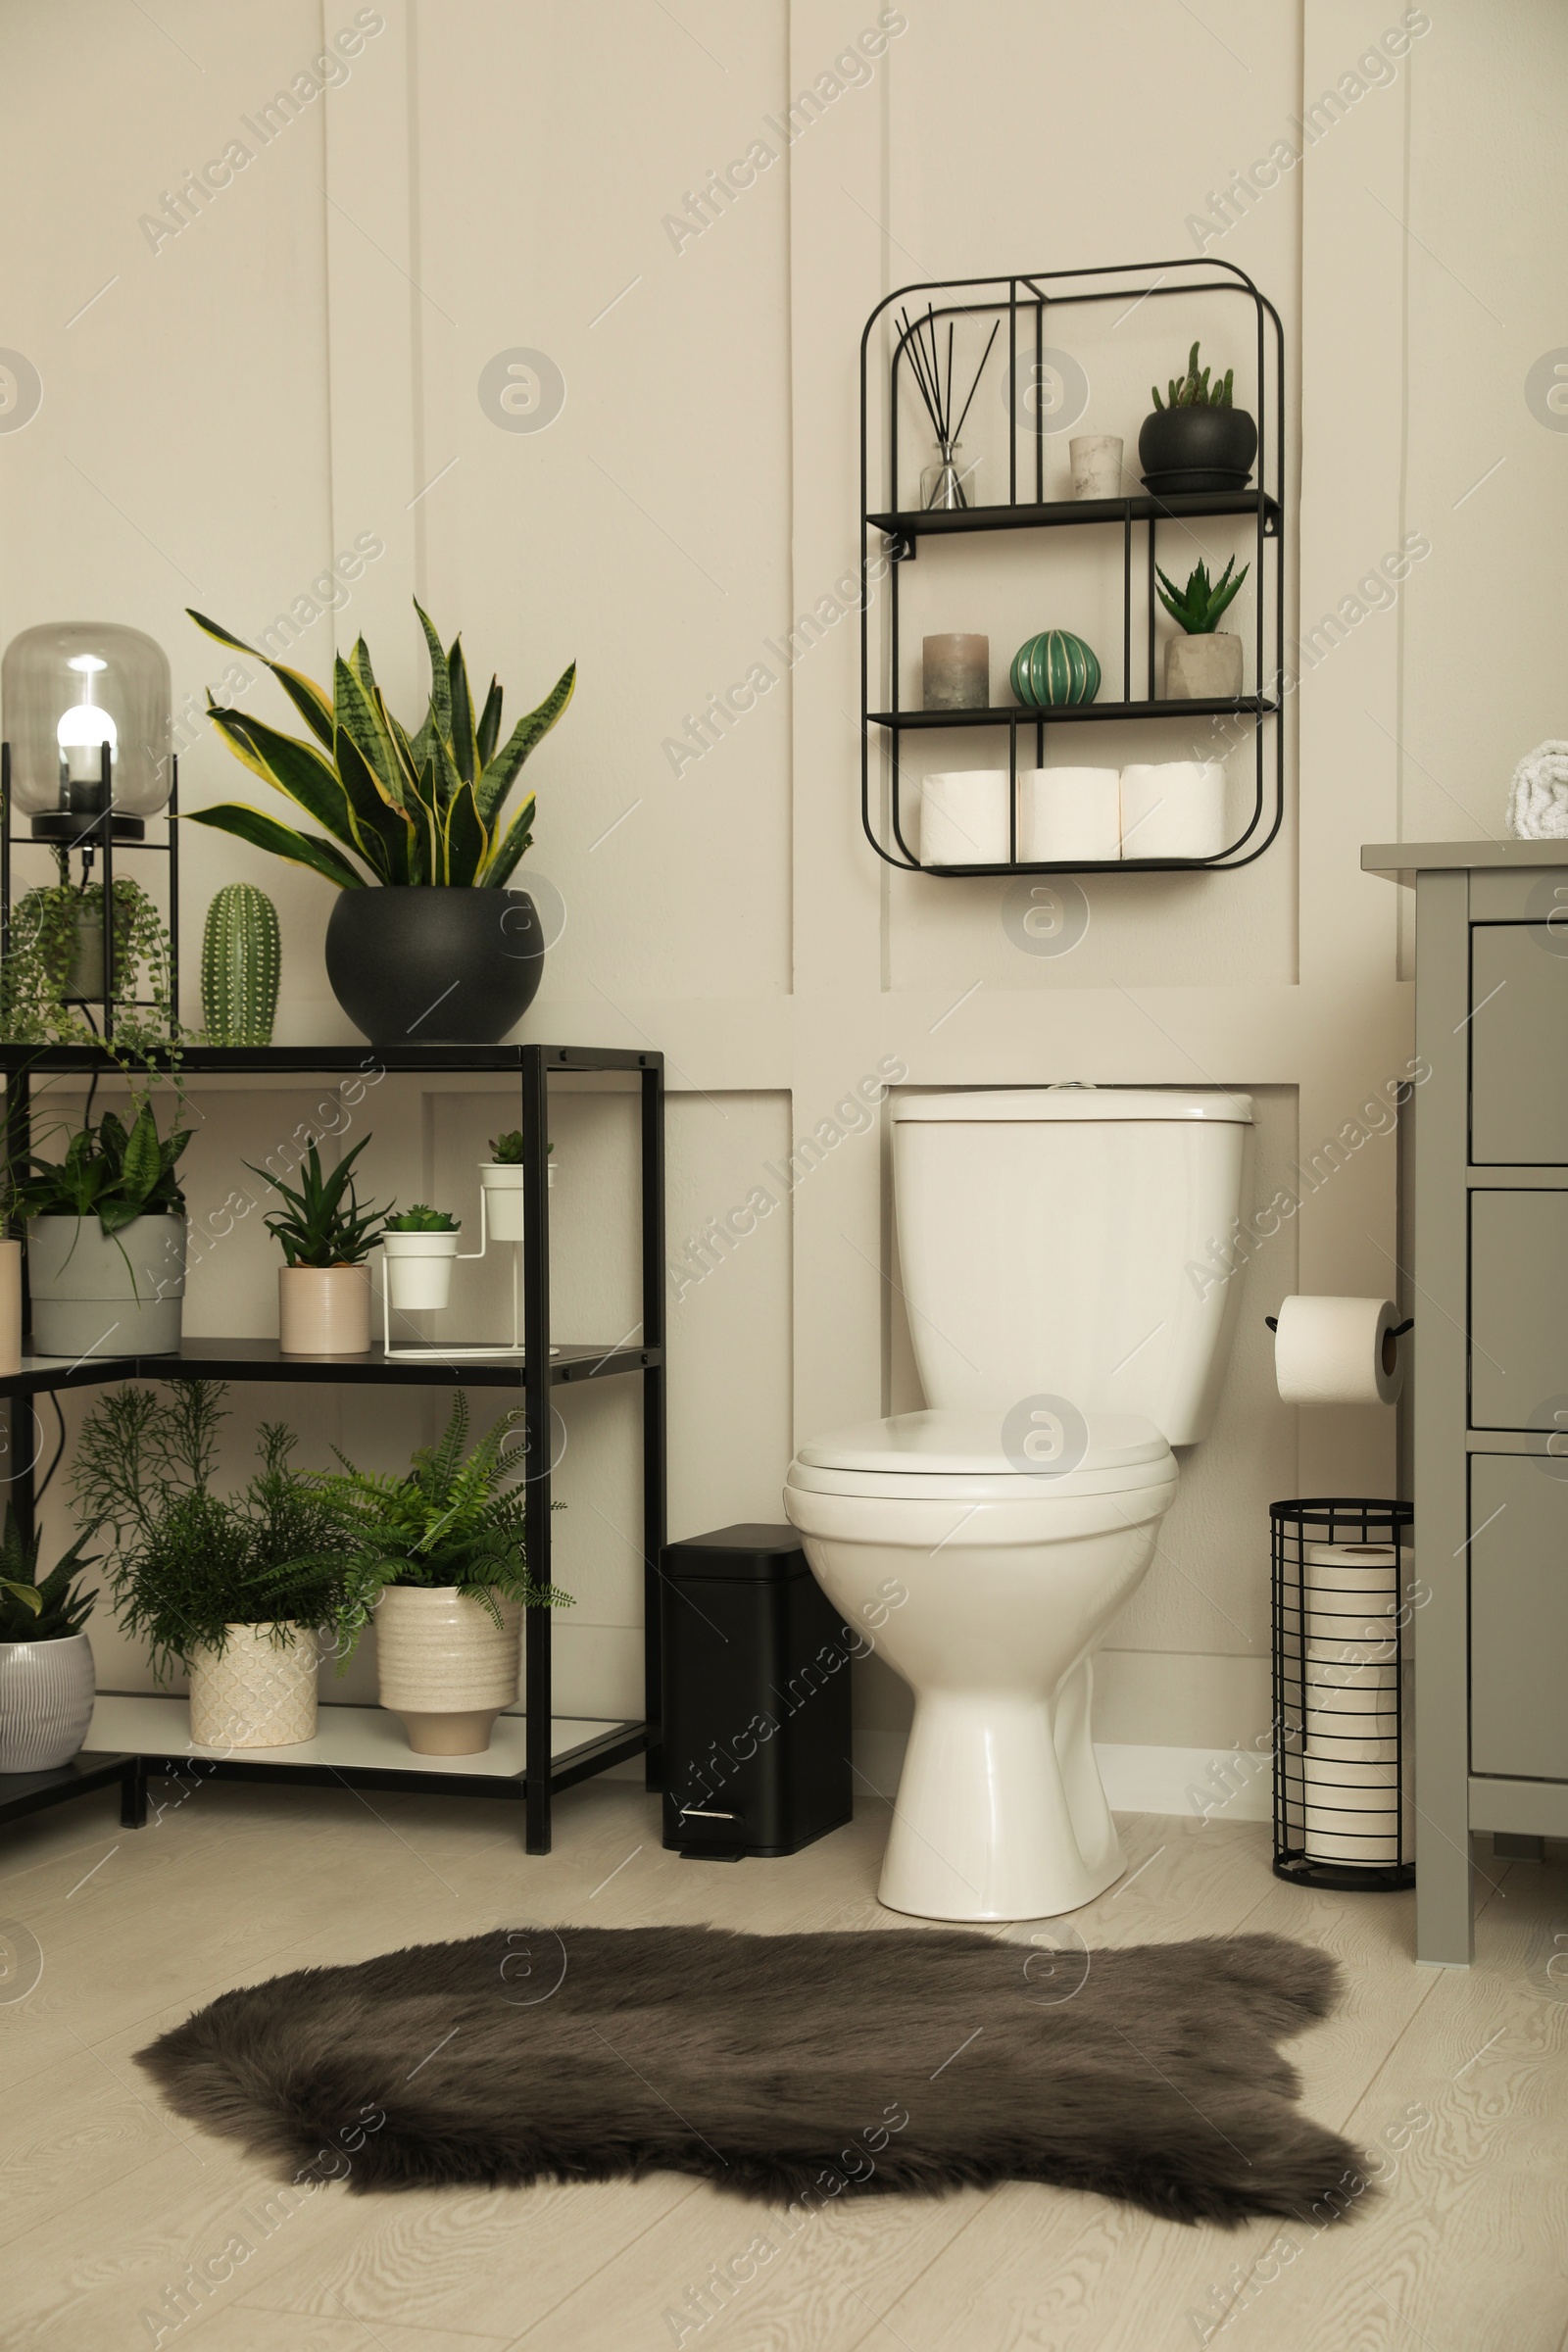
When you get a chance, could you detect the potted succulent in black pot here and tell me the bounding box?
[185,602,573,1046]
[1139,343,1257,495]
[15,1100,191,1357]
[0,1507,99,1770]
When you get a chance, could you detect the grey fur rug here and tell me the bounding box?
[136,1924,1364,2229]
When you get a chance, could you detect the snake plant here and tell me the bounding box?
[184,602,574,890]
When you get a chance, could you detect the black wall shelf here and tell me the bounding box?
[0,1041,666,1855]
[859,258,1286,879]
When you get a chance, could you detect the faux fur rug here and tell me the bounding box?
[136,1925,1364,2229]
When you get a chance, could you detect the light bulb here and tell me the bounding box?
[58,701,118,785]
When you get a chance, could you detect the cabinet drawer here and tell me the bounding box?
[1470,1190,1568,1428]
[1470,926,1568,1163]
[1469,1456,1568,1780]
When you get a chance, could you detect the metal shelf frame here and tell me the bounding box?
[859,257,1287,878]
[0,1040,666,1853]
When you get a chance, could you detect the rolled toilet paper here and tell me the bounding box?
[1274,1297,1404,1406]
[1119,760,1226,859]
[1302,1755,1408,1865]
[920,769,1011,867]
[1018,766,1120,862]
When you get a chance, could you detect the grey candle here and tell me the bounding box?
[923,633,990,710]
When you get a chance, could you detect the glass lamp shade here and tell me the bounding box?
[2,621,172,841]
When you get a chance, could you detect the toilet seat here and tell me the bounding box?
[789,1408,1174,1503]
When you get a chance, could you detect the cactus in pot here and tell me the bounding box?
[201,883,280,1047]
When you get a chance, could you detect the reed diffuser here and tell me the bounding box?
[900,305,1000,512]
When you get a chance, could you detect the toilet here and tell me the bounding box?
[783,1086,1252,1923]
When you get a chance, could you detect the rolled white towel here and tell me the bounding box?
[1507,740,1568,838]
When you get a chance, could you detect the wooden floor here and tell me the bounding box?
[1,1771,1564,2351]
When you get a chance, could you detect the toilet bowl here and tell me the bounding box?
[783,1085,1251,1923]
[787,1410,1177,1920]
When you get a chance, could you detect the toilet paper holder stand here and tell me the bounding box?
[1264,1315,1413,1337]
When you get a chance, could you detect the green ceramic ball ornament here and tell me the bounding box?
[1009,630,1102,709]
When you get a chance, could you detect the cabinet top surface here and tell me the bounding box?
[1362,840,1568,881]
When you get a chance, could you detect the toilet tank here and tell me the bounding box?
[892,1088,1252,1446]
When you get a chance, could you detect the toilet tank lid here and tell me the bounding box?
[892,1088,1253,1124]
[795,1409,1171,1478]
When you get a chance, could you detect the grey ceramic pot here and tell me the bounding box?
[0,1631,95,1770]
[324,889,544,1046]
[26,1213,186,1357]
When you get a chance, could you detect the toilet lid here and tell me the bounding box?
[791,1408,1172,1497]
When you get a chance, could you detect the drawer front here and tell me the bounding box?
[1470,1190,1568,1429]
[1470,926,1568,1164]
[1469,1455,1568,1781]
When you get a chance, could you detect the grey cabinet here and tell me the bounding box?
[1365,842,1568,1965]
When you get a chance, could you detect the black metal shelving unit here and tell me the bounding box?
[0,1040,666,1854]
[859,258,1286,877]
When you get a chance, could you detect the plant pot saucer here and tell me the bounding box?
[1141,467,1253,496]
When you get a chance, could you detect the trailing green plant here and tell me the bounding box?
[11,1102,190,1236]
[387,1203,460,1232]
[0,1505,98,1642]
[201,882,280,1047]
[1151,341,1235,412]
[487,1130,551,1164]
[0,872,177,1053]
[245,1135,389,1267]
[183,600,574,890]
[1154,556,1250,636]
[69,1380,364,1678]
[312,1391,570,1626]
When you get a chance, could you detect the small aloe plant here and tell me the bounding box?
[1155,556,1250,635]
[1151,341,1235,411]
[247,1136,389,1267]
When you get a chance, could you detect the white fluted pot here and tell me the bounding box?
[374,1585,520,1755]
[188,1624,318,1750]
[0,1632,95,1770]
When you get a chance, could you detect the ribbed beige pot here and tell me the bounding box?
[375,1585,521,1755]
[189,1623,318,1749]
[278,1263,371,1355]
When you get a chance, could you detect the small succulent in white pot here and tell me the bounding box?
[478,1129,553,1243]
[0,1507,99,1770]
[383,1204,462,1313]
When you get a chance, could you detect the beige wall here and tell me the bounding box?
[1,1,1557,1767]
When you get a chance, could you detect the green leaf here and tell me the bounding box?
[413,601,452,743]
[120,1103,163,1206]
[481,793,536,887]
[187,611,336,748]
[448,638,477,785]
[443,780,489,888]
[476,678,503,768]
[213,710,367,855]
[333,657,405,808]
[332,727,406,882]
[475,661,575,825]
[181,805,369,889]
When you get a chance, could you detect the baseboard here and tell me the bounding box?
[852,1730,1271,1825]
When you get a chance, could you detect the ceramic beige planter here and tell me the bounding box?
[0,1630,95,1770]
[1165,631,1244,701]
[278,1263,371,1355]
[0,1238,21,1376]
[374,1584,521,1754]
[26,1212,185,1357]
[382,1230,461,1312]
[188,1623,318,1750]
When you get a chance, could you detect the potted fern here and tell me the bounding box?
[0,1508,99,1770]
[248,1136,389,1356]
[315,1393,569,1755]
[184,602,572,1047]
[71,1381,362,1750]
[1155,557,1250,701]
[1139,343,1257,494]
[477,1127,554,1242]
[15,1101,191,1356]
[383,1204,462,1313]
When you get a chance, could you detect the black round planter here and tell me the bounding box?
[324,887,544,1046]
[1138,403,1258,495]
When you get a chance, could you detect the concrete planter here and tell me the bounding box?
[375,1584,520,1755]
[1164,632,1244,701]
[278,1263,371,1355]
[26,1213,185,1357]
[0,1631,95,1770]
[188,1623,318,1750]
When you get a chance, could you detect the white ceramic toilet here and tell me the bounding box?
[783,1087,1252,1923]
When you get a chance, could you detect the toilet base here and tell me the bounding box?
[878,1662,1125,1922]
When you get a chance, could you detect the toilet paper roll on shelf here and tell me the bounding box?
[1119,760,1226,860]
[920,769,1011,867]
[1018,766,1121,863]
[1268,1297,1411,1405]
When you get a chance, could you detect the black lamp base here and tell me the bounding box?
[30,811,146,845]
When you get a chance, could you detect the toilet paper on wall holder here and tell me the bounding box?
[1265,1297,1413,1406]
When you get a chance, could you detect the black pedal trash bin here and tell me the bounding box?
[661,1522,855,1858]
